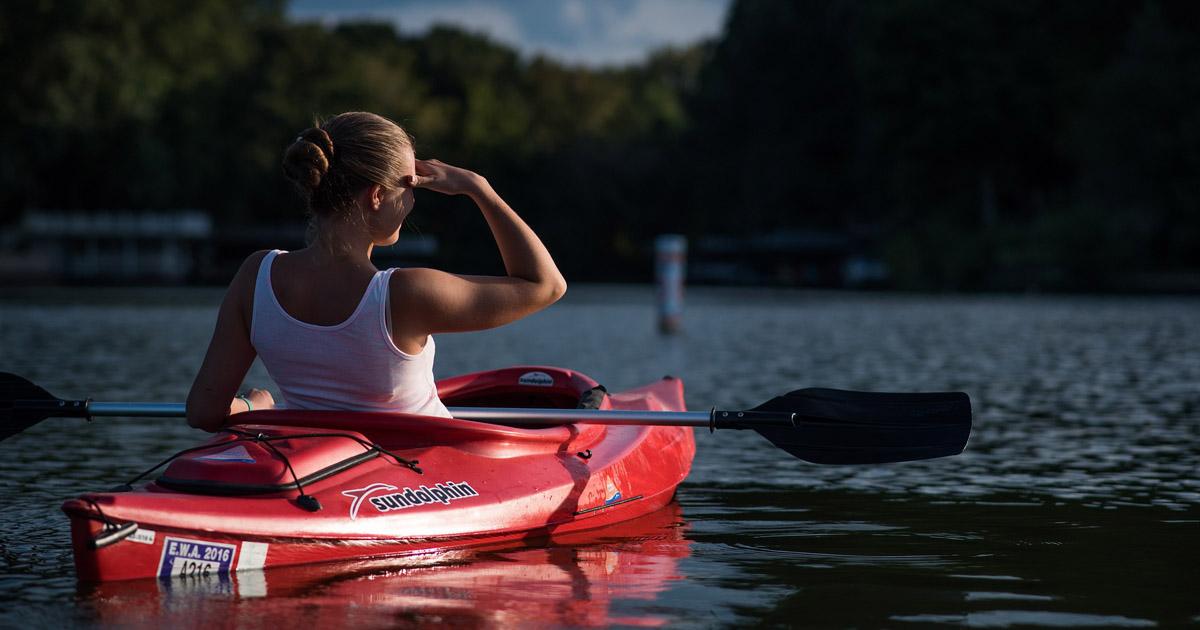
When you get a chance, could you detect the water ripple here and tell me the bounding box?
[1,288,1197,627]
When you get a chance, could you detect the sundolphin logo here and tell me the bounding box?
[518,371,554,387]
[369,481,479,513]
[342,482,398,520]
[342,481,480,519]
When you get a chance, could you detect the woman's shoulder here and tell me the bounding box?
[386,266,449,297]
[242,249,275,270]
[385,267,449,327]
[229,249,274,285]
[227,249,278,309]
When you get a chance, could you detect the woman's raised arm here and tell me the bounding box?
[393,160,567,334]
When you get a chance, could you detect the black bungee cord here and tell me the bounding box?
[108,429,422,513]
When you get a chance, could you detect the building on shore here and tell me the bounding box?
[1,210,213,283]
[0,210,438,285]
[688,229,889,288]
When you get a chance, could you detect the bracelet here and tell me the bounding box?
[236,395,252,412]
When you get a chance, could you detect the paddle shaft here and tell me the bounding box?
[34,401,796,429]
[3,371,971,463]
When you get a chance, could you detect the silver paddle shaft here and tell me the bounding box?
[88,402,186,417]
[452,407,715,426]
[85,402,717,427]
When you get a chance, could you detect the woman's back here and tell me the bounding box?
[251,250,450,416]
[267,249,377,327]
[186,112,564,432]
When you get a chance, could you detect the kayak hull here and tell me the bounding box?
[80,503,691,627]
[62,367,695,582]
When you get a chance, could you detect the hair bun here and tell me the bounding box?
[282,127,335,193]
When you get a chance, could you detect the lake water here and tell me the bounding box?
[1,286,1197,627]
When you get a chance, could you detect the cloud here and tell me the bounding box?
[397,2,523,43]
[289,0,730,68]
[560,0,588,29]
[532,0,729,65]
[615,0,729,43]
[290,1,522,44]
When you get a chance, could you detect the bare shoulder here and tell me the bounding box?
[388,266,450,298]
[228,249,272,290]
[386,267,444,337]
[225,250,274,325]
[386,266,558,334]
[387,267,451,316]
[237,250,273,278]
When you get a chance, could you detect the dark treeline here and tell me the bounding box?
[2,0,1197,290]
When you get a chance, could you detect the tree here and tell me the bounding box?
[687,1,861,234]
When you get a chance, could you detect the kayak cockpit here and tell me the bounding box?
[212,365,610,459]
[436,365,610,411]
[225,411,607,458]
[138,366,609,499]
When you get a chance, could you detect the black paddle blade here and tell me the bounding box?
[751,388,972,464]
[0,372,78,441]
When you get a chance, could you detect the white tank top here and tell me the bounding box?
[250,250,451,417]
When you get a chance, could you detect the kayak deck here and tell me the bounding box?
[62,366,695,581]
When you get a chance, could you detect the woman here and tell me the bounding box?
[186,112,566,431]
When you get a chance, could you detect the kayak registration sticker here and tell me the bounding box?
[128,527,156,545]
[158,537,236,579]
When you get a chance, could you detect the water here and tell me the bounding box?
[1,286,1197,627]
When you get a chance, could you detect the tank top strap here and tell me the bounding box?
[375,267,397,343]
[251,250,285,343]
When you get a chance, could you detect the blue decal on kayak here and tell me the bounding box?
[158,537,237,579]
[604,479,623,505]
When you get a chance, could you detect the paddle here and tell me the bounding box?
[0,372,971,464]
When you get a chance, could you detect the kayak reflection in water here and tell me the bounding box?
[186,111,567,431]
[80,502,691,628]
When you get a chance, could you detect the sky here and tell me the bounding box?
[288,0,733,67]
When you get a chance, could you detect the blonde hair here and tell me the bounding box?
[282,112,414,218]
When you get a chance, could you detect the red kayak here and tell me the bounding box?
[62,366,695,582]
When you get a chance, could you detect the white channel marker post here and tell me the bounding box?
[655,234,687,334]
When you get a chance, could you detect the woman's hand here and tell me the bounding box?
[229,388,274,416]
[406,159,487,197]
[247,388,275,410]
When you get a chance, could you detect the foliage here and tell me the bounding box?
[1,0,1196,289]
